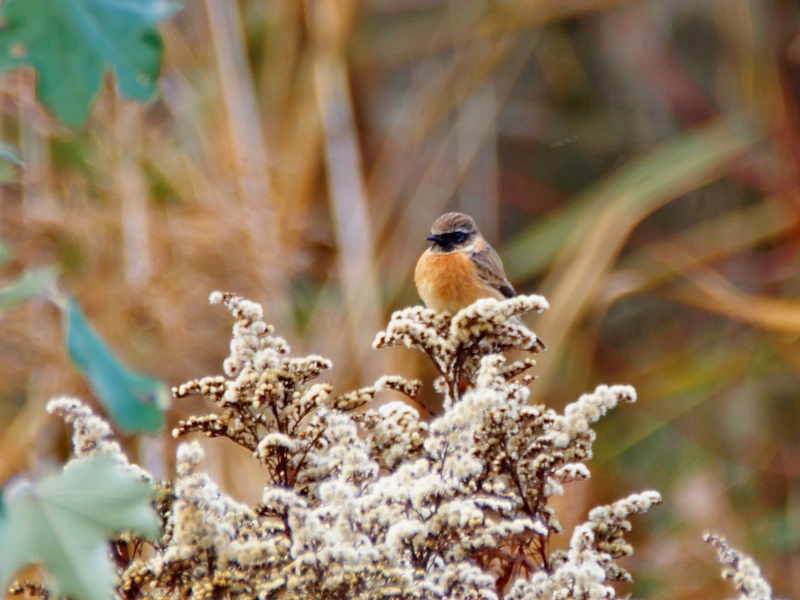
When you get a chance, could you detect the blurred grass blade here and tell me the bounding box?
[504,118,757,283]
[65,297,167,434]
[353,0,639,68]
[600,198,799,305]
[667,268,800,334]
[314,54,386,383]
[0,142,23,166]
[0,266,58,310]
[0,241,13,267]
[0,398,49,486]
[529,118,757,398]
[204,0,288,328]
[502,197,593,282]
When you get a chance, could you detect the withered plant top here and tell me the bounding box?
[156,291,659,598]
[172,291,420,493]
[26,292,771,600]
[374,295,547,405]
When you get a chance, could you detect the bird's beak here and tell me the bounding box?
[426,234,443,244]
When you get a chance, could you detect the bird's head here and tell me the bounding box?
[426,212,479,253]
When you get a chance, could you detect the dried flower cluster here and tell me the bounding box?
[704,535,773,600]
[15,292,777,599]
[374,296,547,404]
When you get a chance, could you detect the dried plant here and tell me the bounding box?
[13,292,777,599]
[703,535,773,600]
[373,296,547,404]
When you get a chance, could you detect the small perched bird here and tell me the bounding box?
[415,212,515,314]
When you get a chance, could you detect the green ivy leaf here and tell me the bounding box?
[0,456,161,600]
[0,266,58,310]
[65,297,168,434]
[0,0,179,127]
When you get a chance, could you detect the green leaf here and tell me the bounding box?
[65,297,168,434]
[0,266,59,310]
[0,456,161,600]
[0,0,179,127]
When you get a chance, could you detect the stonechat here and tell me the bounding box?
[415,212,515,314]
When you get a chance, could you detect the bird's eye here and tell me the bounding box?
[453,231,467,243]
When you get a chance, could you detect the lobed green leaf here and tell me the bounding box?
[0,456,160,600]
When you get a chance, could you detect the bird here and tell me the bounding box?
[415,212,516,314]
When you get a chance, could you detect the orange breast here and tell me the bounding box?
[414,250,502,314]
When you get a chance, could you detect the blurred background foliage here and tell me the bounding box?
[0,0,798,598]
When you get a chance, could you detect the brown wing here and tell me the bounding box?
[470,243,516,298]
